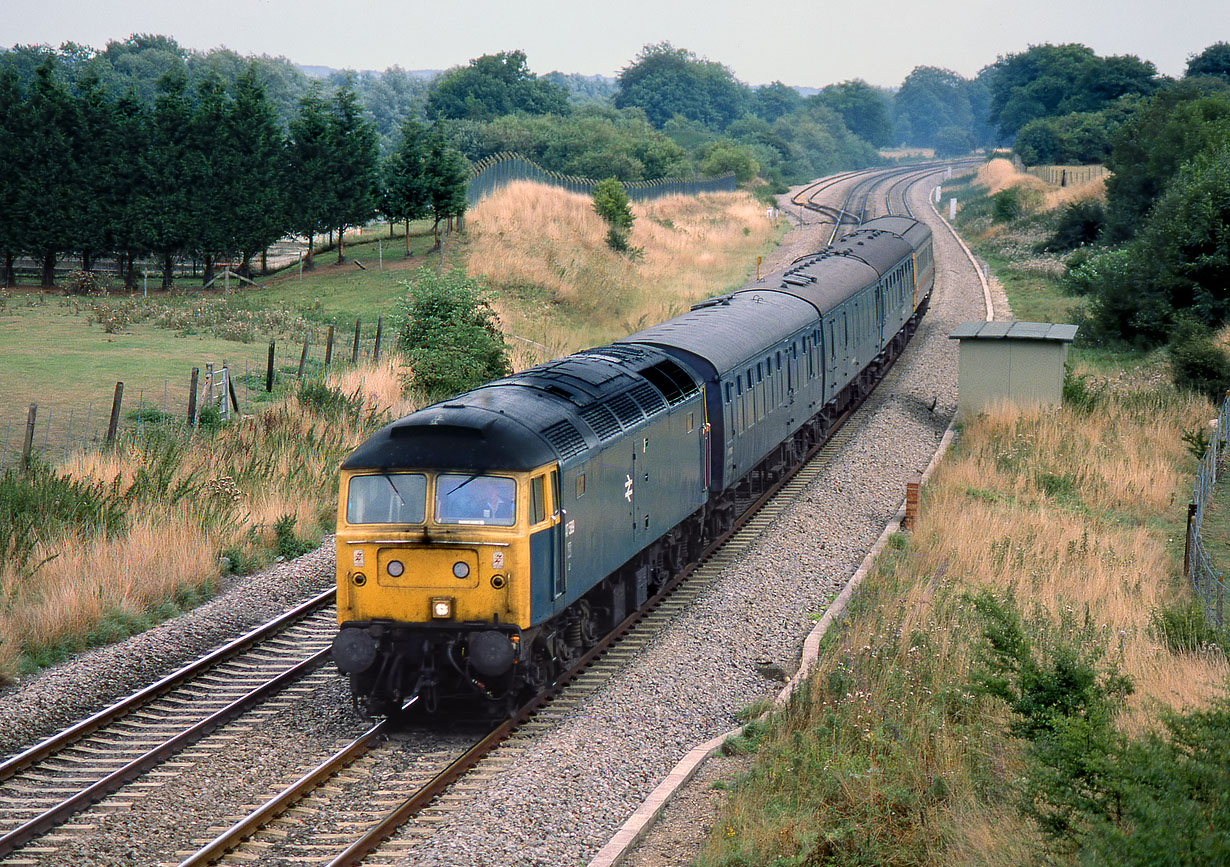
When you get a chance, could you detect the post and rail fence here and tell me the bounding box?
[1185,391,1230,630]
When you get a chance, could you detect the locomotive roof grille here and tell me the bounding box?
[608,392,645,427]
[578,403,622,440]
[541,420,587,460]
[629,382,667,415]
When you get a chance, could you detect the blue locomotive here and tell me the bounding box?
[331,216,934,715]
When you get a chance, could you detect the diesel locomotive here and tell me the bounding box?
[331,215,934,716]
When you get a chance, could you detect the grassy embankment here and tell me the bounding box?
[697,161,1229,866]
[0,185,782,684]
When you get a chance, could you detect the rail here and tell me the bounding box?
[1186,391,1230,628]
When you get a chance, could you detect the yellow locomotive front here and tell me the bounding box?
[334,462,563,715]
[330,393,575,716]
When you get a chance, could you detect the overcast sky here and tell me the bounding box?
[5,0,1227,88]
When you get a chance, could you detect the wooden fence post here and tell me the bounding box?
[21,403,36,469]
[1185,502,1198,577]
[106,382,124,445]
[297,334,310,380]
[266,341,275,392]
[325,325,335,367]
[187,367,199,425]
[351,317,361,364]
[373,316,383,362]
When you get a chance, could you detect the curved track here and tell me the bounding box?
[2,161,974,867]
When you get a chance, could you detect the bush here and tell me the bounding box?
[593,177,635,251]
[396,267,511,402]
[273,514,315,560]
[1168,319,1230,400]
[1040,200,1106,252]
[64,269,115,296]
[1149,599,1226,654]
[992,188,1023,222]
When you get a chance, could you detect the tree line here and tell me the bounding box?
[0,54,467,289]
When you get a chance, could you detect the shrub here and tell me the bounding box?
[992,188,1024,222]
[1168,319,1230,400]
[395,267,511,403]
[1040,200,1106,252]
[593,177,635,251]
[64,269,115,296]
[273,514,315,560]
[1148,599,1227,654]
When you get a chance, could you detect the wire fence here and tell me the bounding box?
[466,152,736,207]
[0,318,392,472]
[1186,391,1230,629]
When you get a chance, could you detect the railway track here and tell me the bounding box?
[1,163,967,867]
[0,588,338,863]
[157,163,952,867]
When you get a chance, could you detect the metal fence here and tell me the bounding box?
[466,153,736,207]
[1186,392,1230,628]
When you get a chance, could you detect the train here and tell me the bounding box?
[330,214,934,716]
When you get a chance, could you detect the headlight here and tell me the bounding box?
[431,597,453,619]
[452,561,470,579]
[387,559,404,578]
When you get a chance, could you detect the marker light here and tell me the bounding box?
[453,561,470,579]
[387,560,404,578]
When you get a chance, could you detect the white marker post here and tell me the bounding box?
[949,198,957,220]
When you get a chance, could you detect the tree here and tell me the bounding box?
[225,65,287,277]
[893,66,972,149]
[396,267,510,402]
[933,125,973,157]
[1103,83,1230,241]
[817,80,893,147]
[614,43,749,130]
[325,79,380,263]
[382,116,431,255]
[1186,42,1230,81]
[988,44,1160,139]
[110,87,150,289]
[423,124,468,248]
[19,58,78,287]
[699,141,759,183]
[144,68,194,288]
[72,72,121,273]
[0,67,23,286]
[752,82,803,123]
[426,50,567,121]
[592,177,635,252]
[188,71,231,286]
[285,83,335,269]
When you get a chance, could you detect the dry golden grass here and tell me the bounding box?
[321,357,417,420]
[975,157,1107,211]
[0,521,216,679]
[465,181,782,358]
[976,158,1049,195]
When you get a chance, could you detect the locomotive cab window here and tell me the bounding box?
[435,474,516,526]
[346,473,427,525]
[530,475,547,525]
